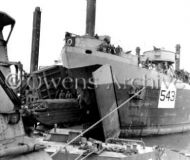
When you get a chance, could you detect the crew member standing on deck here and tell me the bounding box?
[77,88,91,128]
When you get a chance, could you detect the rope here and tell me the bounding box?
[50,87,145,158]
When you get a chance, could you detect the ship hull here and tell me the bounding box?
[33,99,82,126]
[119,87,190,137]
[62,46,190,137]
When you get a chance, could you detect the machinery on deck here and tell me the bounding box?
[0,10,52,160]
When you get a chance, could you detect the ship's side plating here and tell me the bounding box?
[61,34,190,137]
[119,86,190,137]
[60,0,190,137]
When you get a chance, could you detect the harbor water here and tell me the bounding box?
[142,131,190,154]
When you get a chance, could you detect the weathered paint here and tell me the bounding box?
[34,99,82,126]
[93,65,120,139]
[62,43,190,136]
[119,87,190,136]
[0,11,14,76]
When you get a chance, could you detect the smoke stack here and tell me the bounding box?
[175,44,180,70]
[86,0,96,36]
[30,7,41,73]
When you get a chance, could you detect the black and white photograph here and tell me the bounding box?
[0,0,190,159]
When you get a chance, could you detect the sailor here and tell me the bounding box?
[65,90,73,99]
[163,62,169,74]
[115,45,122,55]
[157,63,164,73]
[65,32,71,39]
[144,58,149,68]
[104,37,110,44]
[167,66,174,77]
[152,64,156,70]
[59,90,65,99]
[77,89,91,128]
[94,34,99,39]
[110,45,116,54]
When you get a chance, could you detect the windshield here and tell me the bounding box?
[2,24,11,42]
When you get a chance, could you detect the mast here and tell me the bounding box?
[30,7,41,73]
[86,0,96,36]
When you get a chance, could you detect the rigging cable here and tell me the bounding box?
[50,87,145,158]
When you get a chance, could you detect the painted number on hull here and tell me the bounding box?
[160,90,175,101]
[158,82,176,108]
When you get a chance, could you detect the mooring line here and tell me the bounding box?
[51,87,145,158]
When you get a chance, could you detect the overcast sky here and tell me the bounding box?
[1,0,190,72]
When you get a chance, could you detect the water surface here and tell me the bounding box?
[142,132,190,154]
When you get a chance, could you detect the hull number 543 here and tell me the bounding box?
[160,90,175,101]
[158,82,176,108]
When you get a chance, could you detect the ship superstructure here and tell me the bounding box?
[61,0,190,137]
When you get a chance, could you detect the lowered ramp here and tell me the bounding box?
[93,65,120,139]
